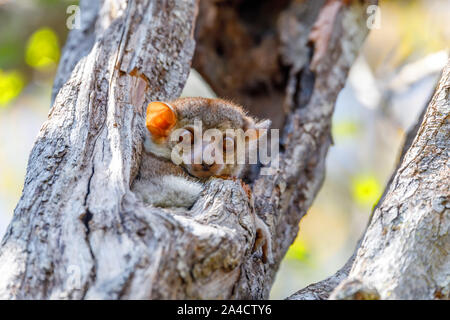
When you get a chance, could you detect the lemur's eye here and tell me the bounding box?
[178,128,194,145]
[223,136,235,153]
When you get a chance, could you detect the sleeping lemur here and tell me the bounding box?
[131,97,272,262]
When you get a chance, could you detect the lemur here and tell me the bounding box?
[131,97,272,262]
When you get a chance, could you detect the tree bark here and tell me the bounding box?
[289,60,450,300]
[331,60,450,300]
[0,0,374,299]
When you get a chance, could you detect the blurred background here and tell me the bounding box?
[0,0,448,299]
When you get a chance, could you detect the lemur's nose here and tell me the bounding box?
[201,163,213,171]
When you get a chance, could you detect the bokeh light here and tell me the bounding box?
[351,174,382,207]
[332,120,359,140]
[285,239,310,263]
[0,69,25,107]
[25,27,60,70]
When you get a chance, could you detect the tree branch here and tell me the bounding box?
[51,0,101,104]
[329,60,450,300]
[0,0,374,299]
[288,61,449,301]
[286,251,356,300]
[0,0,198,299]
[194,0,375,298]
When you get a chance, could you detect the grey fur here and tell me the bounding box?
[131,97,273,261]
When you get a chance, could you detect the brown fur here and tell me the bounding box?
[131,97,273,262]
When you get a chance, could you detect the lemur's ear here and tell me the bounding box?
[254,119,271,131]
[254,119,271,141]
[146,101,177,137]
[244,117,271,141]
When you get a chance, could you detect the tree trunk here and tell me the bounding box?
[0,0,376,299]
[289,60,450,300]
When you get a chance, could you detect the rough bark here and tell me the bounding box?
[289,60,450,300]
[193,0,375,298]
[330,60,450,300]
[51,0,100,104]
[287,80,431,301]
[0,0,373,299]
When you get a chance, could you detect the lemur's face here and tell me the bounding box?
[145,98,270,179]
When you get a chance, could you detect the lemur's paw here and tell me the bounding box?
[253,216,273,264]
